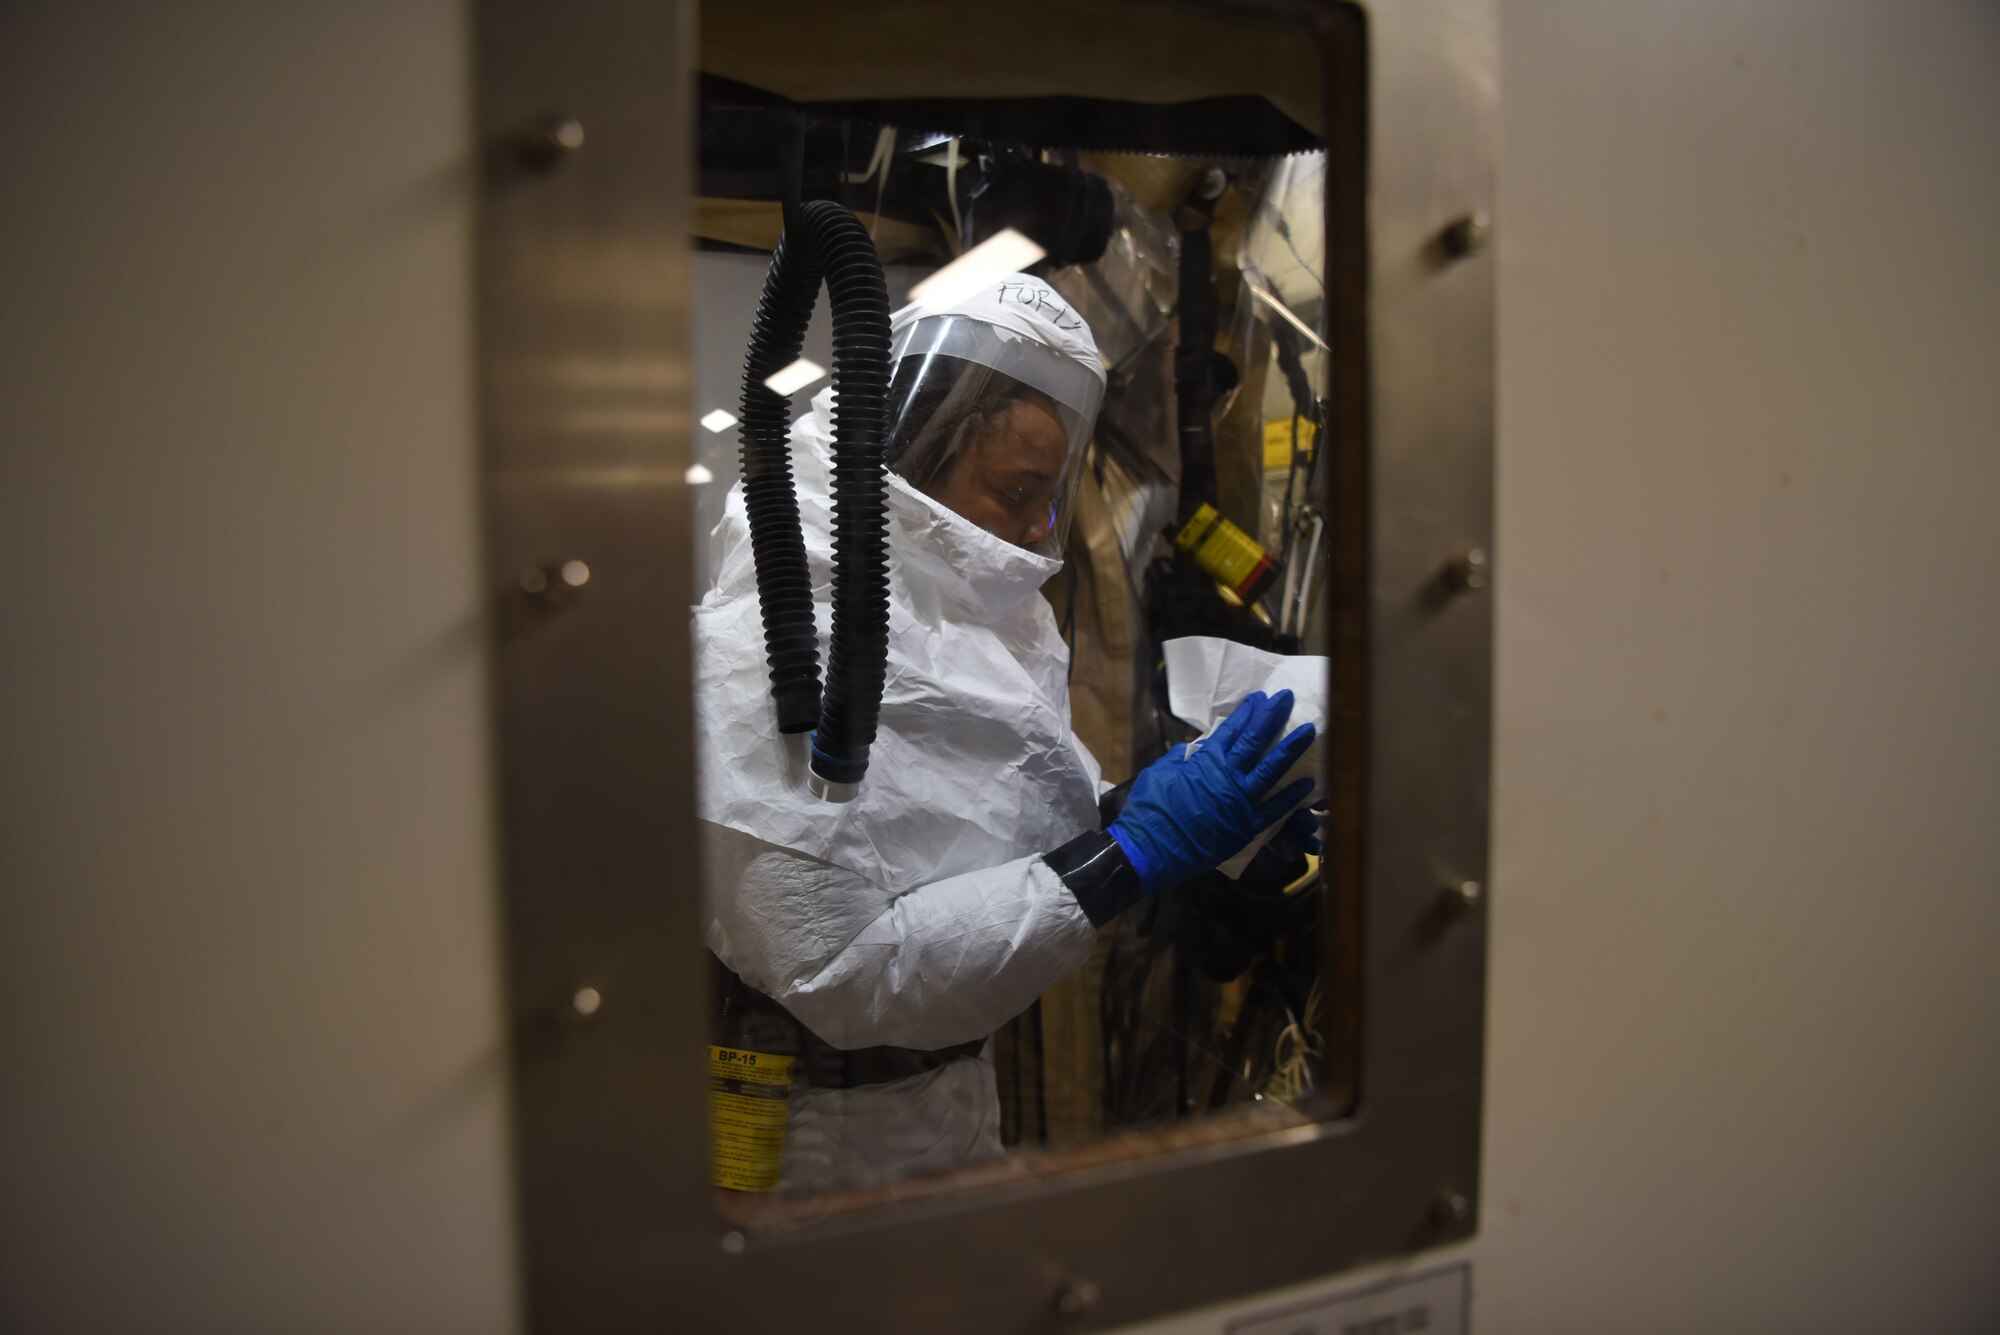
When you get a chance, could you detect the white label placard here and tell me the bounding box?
[1226,1263,1469,1335]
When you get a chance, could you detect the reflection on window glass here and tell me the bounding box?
[689,42,1337,1214]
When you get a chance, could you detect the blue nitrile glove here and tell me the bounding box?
[1108,689,1318,896]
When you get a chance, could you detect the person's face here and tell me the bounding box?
[924,396,1070,549]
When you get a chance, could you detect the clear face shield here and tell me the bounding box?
[884,314,1106,555]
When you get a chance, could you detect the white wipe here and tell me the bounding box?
[1162,636,1329,878]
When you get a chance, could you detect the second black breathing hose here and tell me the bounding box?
[737,199,893,793]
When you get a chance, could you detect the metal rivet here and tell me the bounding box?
[1197,168,1228,201]
[1444,879,1482,915]
[1448,547,1490,593]
[720,1230,746,1255]
[570,986,602,1019]
[1433,1191,1471,1225]
[1056,1279,1102,1318]
[519,560,590,604]
[1440,210,1491,259]
[516,114,585,171]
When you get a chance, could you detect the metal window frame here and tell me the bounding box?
[474,0,1494,1330]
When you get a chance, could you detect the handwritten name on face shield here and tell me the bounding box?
[907,229,1048,313]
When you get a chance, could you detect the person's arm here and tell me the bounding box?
[704,822,1112,1051]
[704,690,1314,1052]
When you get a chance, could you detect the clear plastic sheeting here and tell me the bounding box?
[1237,151,1330,649]
[1050,176,1183,577]
[1048,179,1179,374]
[1240,152,1327,315]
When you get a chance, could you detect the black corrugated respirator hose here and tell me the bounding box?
[737,199,892,797]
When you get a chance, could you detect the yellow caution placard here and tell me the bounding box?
[707,1045,795,1192]
[1263,417,1318,471]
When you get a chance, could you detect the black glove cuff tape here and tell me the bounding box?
[1044,829,1143,927]
[1096,778,1135,826]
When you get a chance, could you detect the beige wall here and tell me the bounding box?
[1481,2,2000,1328]
[0,4,518,1332]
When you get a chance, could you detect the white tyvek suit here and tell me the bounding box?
[696,285,1109,1191]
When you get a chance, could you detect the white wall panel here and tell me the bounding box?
[1481,4,2000,1329]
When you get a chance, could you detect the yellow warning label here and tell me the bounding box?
[1263,417,1318,471]
[1196,522,1267,592]
[1172,503,1218,555]
[708,1045,795,1192]
[1176,504,1269,594]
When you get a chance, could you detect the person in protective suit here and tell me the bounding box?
[697,273,1315,1191]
